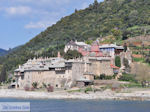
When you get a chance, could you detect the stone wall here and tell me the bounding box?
[120,50,132,67]
[90,60,114,76]
[17,69,73,89]
[72,62,87,81]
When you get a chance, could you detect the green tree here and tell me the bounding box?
[111,29,121,40]
[122,30,131,40]
[115,56,121,67]
[85,40,93,45]
[64,50,82,60]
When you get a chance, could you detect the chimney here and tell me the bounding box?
[57,51,61,58]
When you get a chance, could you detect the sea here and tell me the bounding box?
[0,98,150,112]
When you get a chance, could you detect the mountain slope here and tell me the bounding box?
[0,0,150,81]
[0,49,8,56]
[26,0,150,51]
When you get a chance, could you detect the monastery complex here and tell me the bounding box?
[14,41,132,90]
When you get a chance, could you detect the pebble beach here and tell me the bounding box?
[0,89,150,101]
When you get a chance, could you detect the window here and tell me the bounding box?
[21,75,24,80]
[40,66,44,68]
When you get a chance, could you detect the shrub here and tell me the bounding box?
[100,74,105,79]
[123,83,142,88]
[42,83,47,88]
[24,85,30,91]
[133,57,144,62]
[68,89,81,93]
[99,74,114,80]
[47,84,54,92]
[84,87,93,93]
[32,82,38,89]
[105,76,113,80]
[113,74,117,78]
[118,73,137,83]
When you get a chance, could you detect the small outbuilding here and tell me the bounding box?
[76,78,93,88]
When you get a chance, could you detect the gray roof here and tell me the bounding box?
[99,44,124,49]
[76,78,93,83]
[75,41,88,46]
[83,72,94,75]
[48,62,65,68]
[14,57,66,72]
[89,57,111,61]
[67,41,90,47]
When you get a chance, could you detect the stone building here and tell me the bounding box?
[14,57,93,89]
[65,59,93,88]
[87,57,114,76]
[14,58,70,89]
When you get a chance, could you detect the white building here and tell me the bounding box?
[99,44,124,58]
[64,40,90,53]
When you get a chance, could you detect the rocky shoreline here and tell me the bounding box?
[0,89,150,101]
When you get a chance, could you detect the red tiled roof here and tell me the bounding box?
[132,54,143,58]
[110,64,120,69]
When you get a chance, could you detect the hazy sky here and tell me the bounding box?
[0,0,103,49]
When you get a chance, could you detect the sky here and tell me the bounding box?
[0,0,103,50]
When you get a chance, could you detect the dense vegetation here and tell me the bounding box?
[64,50,82,60]
[0,0,150,82]
[119,73,137,83]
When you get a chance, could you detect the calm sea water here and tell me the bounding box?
[0,98,150,112]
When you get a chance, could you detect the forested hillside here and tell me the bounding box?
[0,0,150,82]
[0,49,8,56]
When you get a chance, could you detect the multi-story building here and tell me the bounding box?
[14,57,93,89]
[88,57,114,76]
[14,56,117,89]
[64,40,90,53]
[65,41,124,58]
[99,44,124,58]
